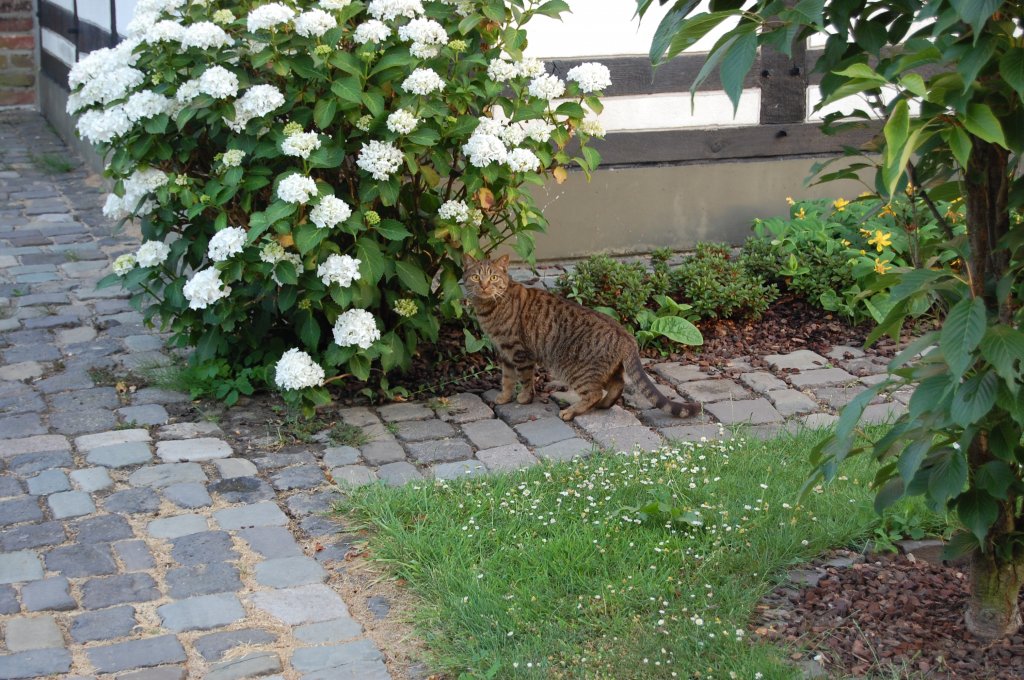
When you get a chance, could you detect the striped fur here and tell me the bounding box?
[463,254,701,422]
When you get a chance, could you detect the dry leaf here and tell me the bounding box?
[276,233,295,248]
[553,166,568,184]
[476,187,495,210]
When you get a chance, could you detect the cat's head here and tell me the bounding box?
[462,253,510,299]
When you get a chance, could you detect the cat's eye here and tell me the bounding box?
[469,275,479,281]
[490,275,499,282]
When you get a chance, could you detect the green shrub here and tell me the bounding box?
[668,242,777,320]
[555,255,653,327]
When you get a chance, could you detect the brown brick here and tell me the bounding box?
[0,89,34,106]
[10,52,32,68]
[0,34,32,49]
[0,0,32,13]
[0,17,32,32]
[0,71,33,87]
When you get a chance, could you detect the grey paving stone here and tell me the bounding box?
[238,526,303,559]
[330,465,378,487]
[651,362,706,384]
[788,367,857,388]
[114,539,155,571]
[166,561,242,599]
[0,413,47,437]
[194,627,278,661]
[255,556,327,588]
[590,426,663,452]
[765,350,829,371]
[50,408,119,435]
[0,583,19,614]
[55,325,97,345]
[739,371,789,393]
[861,402,907,424]
[0,551,43,584]
[285,490,337,516]
[248,583,351,625]
[476,444,539,473]
[378,402,432,422]
[460,418,518,450]
[291,639,387,676]
[207,476,275,503]
[0,360,45,381]
[435,392,494,423]
[208,652,283,680]
[395,418,456,442]
[359,440,406,465]
[300,514,342,537]
[70,605,138,643]
[6,450,73,476]
[156,438,232,463]
[294,617,364,644]
[158,421,224,439]
[48,490,96,518]
[0,475,23,497]
[491,399,560,424]
[860,373,889,386]
[705,398,783,425]
[214,501,288,530]
[813,384,866,409]
[103,487,161,514]
[1,433,70,457]
[132,387,190,405]
[117,404,169,425]
[123,334,165,352]
[574,405,643,433]
[170,531,237,566]
[158,592,245,632]
[75,428,150,452]
[271,464,325,491]
[252,451,318,471]
[50,387,119,411]
[116,666,187,680]
[86,441,153,468]
[86,634,187,674]
[5,614,64,650]
[323,446,360,468]
[163,482,212,509]
[660,423,731,442]
[34,368,94,394]
[148,513,209,539]
[26,468,70,495]
[678,379,753,403]
[21,577,75,612]
[44,543,117,577]
[405,439,473,464]
[336,406,380,428]
[767,389,820,416]
[69,466,113,491]
[128,462,207,488]
[213,457,258,479]
[73,514,134,544]
[534,438,594,462]
[81,572,159,609]
[0,496,44,526]
[376,461,423,486]
[799,413,840,429]
[514,417,575,447]
[431,459,487,480]
[0,649,72,678]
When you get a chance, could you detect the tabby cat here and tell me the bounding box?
[463,254,701,421]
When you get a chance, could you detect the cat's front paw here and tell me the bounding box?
[494,392,514,405]
[558,408,575,422]
[516,391,534,405]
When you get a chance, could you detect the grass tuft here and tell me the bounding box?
[30,152,76,174]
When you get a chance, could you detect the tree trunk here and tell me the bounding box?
[966,548,1024,640]
[964,137,1010,310]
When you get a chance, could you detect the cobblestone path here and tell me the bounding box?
[0,109,905,679]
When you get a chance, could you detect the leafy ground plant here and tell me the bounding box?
[342,427,941,678]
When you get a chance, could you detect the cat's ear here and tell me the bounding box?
[494,254,510,270]
[462,252,477,268]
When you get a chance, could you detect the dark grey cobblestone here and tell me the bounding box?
[194,627,278,661]
[0,520,66,551]
[44,543,118,577]
[21,576,76,612]
[165,561,242,599]
[81,572,160,609]
[71,605,138,643]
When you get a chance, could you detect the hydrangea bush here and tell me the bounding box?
[71,0,609,410]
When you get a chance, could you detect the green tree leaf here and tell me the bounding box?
[951,370,999,428]
[355,238,387,284]
[940,297,987,378]
[295,224,328,255]
[375,219,413,241]
[963,103,1007,147]
[1000,47,1024,103]
[979,325,1024,387]
[956,490,1000,543]
[950,0,1001,35]
[927,447,967,507]
[395,260,430,296]
[719,28,757,113]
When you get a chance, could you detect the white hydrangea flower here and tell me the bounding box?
[226,84,286,131]
[353,20,391,44]
[501,119,554,146]
[222,149,246,167]
[398,18,447,58]
[463,132,507,168]
[516,58,546,78]
[294,9,337,37]
[136,240,171,267]
[175,79,201,104]
[103,194,129,221]
[277,173,319,204]
[401,68,445,96]
[567,62,612,93]
[181,22,233,50]
[76,63,144,108]
[112,253,137,276]
[438,200,469,223]
[68,41,140,91]
[528,73,565,100]
[183,267,231,310]
[386,109,419,135]
[506,148,541,172]
[367,0,424,21]
[332,308,380,349]
[124,90,170,122]
[118,167,167,215]
[212,9,235,24]
[475,115,505,137]
[208,226,247,262]
[247,3,295,32]
[274,348,326,391]
[579,117,606,137]
[487,58,518,83]
[198,66,239,99]
[144,20,185,43]
[356,140,404,180]
[77,106,132,144]
[310,195,353,229]
[126,11,159,38]
[281,131,322,159]
[320,0,352,8]
[317,254,362,287]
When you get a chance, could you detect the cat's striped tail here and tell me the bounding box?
[624,353,701,418]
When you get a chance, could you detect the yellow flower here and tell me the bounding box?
[841,239,851,247]
[859,228,871,236]
[874,257,891,275]
[860,249,867,255]
[858,191,873,198]
[867,230,892,252]
[786,196,795,206]
[795,208,806,219]
[833,197,850,212]
[880,203,896,217]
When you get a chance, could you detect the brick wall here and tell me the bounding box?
[0,0,35,107]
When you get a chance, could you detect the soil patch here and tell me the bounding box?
[752,551,1024,679]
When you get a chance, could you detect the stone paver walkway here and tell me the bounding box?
[0,109,906,679]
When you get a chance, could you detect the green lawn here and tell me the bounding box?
[341,427,944,679]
